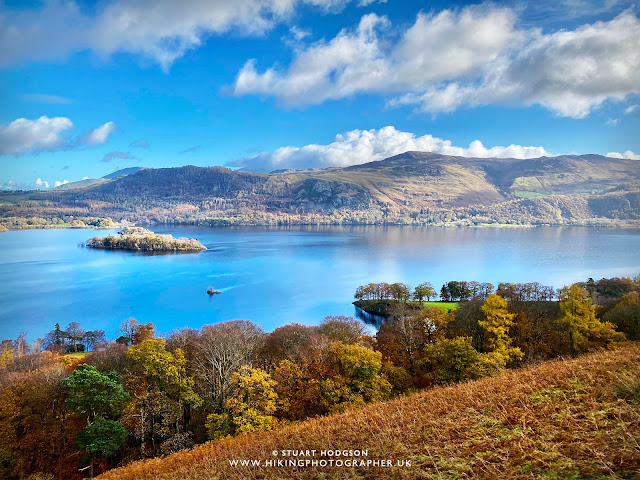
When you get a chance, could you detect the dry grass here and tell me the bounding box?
[97,343,640,480]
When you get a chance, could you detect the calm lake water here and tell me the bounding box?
[0,225,639,340]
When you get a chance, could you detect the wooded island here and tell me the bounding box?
[83,227,206,252]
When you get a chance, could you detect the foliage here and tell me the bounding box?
[83,229,206,252]
[224,366,278,435]
[63,364,129,422]
[558,284,616,355]
[603,291,640,340]
[480,294,523,367]
[76,418,128,459]
[422,337,481,385]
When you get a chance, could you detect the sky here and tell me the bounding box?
[0,0,639,188]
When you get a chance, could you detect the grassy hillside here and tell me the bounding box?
[2,152,640,228]
[97,343,640,480]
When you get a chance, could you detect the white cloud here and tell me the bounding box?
[1,178,73,191]
[0,116,117,155]
[606,118,619,126]
[606,150,640,160]
[83,121,117,145]
[0,116,73,155]
[0,0,368,71]
[233,8,520,105]
[227,126,549,172]
[232,7,640,118]
[625,104,638,113]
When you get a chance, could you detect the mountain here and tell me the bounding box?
[101,166,148,180]
[95,343,640,480]
[54,167,148,191]
[2,153,640,227]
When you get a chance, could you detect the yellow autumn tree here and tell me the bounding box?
[480,293,523,368]
[558,284,616,356]
[320,343,391,412]
[223,366,278,435]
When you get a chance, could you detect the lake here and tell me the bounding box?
[0,225,639,340]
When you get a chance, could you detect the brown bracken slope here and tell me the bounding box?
[96,342,640,480]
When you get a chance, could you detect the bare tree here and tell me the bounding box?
[194,320,264,411]
[119,318,139,345]
[66,322,86,352]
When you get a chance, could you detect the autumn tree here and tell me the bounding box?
[0,356,84,479]
[558,284,616,355]
[480,294,523,367]
[318,315,365,344]
[272,359,323,421]
[133,322,156,344]
[124,338,202,457]
[194,320,263,412]
[422,337,480,385]
[119,317,139,345]
[604,291,640,340]
[320,342,391,412]
[207,366,278,438]
[258,323,327,368]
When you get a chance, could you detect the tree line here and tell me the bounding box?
[355,280,556,303]
[0,276,638,479]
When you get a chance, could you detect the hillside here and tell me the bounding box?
[97,343,640,480]
[54,167,148,191]
[2,153,640,227]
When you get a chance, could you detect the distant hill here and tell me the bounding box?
[95,343,640,480]
[54,167,147,191]
[3,153,640,227]
[101,166,148,180]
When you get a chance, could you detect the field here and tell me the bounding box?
[96,342,640,480]
[412,300,458,311]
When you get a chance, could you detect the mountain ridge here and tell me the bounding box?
[1,152,639,228]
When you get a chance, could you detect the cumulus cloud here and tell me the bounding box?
[227,126,549,172]
[0,0,370,71]
[234,8,519,105]
[607,150,640,160]
[0,117,117,155]
[0,177,73,191]
[625,104,638,114]
[0,116,73,155]
[102,151,135,162]
[232,7,640,118]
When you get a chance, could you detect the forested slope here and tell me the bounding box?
[2,152,639,227]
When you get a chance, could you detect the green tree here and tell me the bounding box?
[558,284,616,355]
[75,418,128,459]
[63,364,129,423]
[413,282,436,304]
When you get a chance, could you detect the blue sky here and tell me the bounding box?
[0,0,639,187]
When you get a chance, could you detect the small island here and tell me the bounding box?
[83,227,206,252]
